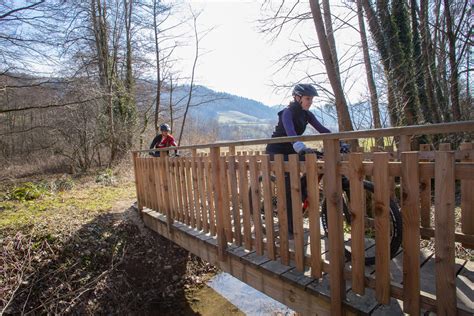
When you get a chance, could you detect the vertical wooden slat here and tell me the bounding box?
[228,156,242,246]
[434,150,456,315]
[373,153,390,304]
[147,158,153,209]
[179,159,189,225]
[238,155,252,250]
[211,147,227,260]
[229,145,236,156]
[249,155,264,255]
[175,158,184,222]
[168,158,178,219]
[289,154,304,272]
[399,135,411,151]
[274,154,290,265]
[162,154,173,232]
[348,153,365,295]
[438,143,451,151]
[186,158,196,228]
[153,158,163,212]
[191,155,202,230]
[261,155,276,260]
[142,158,149,208]
[132,153,143,211]
[219,157,233,242]
[197,157,209,233]
[150,157,158,211]
[419,144,432,228]
[205,157,216,235]
[460,142,474,248]
[401,152,421,314]
[305,154,321,278]
[323,139,345,315]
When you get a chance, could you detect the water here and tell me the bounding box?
[207,272,295,316]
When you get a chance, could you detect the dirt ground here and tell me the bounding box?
[1,177,242,315]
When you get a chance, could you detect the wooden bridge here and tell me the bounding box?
[132,121,474,315]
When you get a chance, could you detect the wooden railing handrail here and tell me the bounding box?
[135,120,474,153]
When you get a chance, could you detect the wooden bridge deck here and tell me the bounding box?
[133,121,474,315]
[137,206,473,316]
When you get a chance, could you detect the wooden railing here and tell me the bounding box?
[132,121,474,315]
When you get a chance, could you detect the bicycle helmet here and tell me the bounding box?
[292,84,318,97]
[160,123,171,132]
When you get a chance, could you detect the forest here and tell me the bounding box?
[1,0,472,174]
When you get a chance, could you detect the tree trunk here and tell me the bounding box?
[419,0,441,123]
[443,0,461,120]
[321,0,341,82]
[153,0,161,133]
[309,0,353,132]
[356,0,382,138]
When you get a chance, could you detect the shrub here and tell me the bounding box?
[6,182,49,202]
[95,168,117,186]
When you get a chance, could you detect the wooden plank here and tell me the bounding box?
[153,158,163,214]
[399,135,411,151]
[178,158,188,224]
[228,156,242,246]
[238,155,252,250]
[132,153,142,210]
[204,157,216,235]
[196,157,209,233]
[348,153,365,295]
[322,139,345,315]
[460,142,474,248]
[305,153,321,278]
[434,150,456,315]
[261,154,276,260]
[249,155,264,256]
[185,158,196,228]
[162,154,173,231]
[289,154,304,272]
[274,154,290,266]
[169,158,178,220]
[419,144,432,228]
[401,152,421,314]
[219,157,233,243]
[373,153,390,304]
[191,155,202,230]
[210,147,226,260]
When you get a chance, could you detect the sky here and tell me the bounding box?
[165,0,368,107]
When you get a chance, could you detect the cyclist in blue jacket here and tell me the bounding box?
[266,84,331,238]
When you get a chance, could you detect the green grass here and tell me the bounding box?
[0,181,136,232]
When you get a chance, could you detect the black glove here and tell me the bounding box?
[300,148,316,155]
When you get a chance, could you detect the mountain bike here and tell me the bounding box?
[249,148,402,266]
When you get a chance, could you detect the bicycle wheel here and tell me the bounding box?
[320,180,402,265]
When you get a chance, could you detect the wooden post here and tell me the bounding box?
[132,152,143,211]
[238,155,252,250]
[322,139,345,315]
[401,152,421,314]
[205,157,216,235]
[460,142,474,248]
[178,159,189,224]
[197,157,209,232]
[161,152,173,232]
[219,156,233,242]
[229,145,236,156]
[211,147,227,260]
[289,154,304,272]
[373,153,390,304]
[348,153,365,295]
[228,156,242,246]
[305,154,321,278]
[185,158,195,228]
[261,155,276,260]
[249,155,264,256]
[274,154,290,265]
[191,150,202,230]
[434,150,456,315]
[399,135,411,152]
[419,144,432,229]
